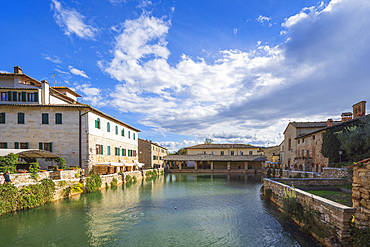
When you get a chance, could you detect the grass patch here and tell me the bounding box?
[307,190,352,207]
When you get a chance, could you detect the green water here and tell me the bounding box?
[0,174,320,246]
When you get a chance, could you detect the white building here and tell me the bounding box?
[0,66,140,171]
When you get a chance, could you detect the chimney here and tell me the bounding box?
[14,66,22,74]
[352,101,367,118]
[341,112,353,122]
[41,80,49,105]
[327,118,333,127]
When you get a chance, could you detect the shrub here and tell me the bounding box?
[0,178,55,216]
[133,176,137,182]
[304,173,309,178]
[279,168,283,178]
[267,168,272,178]
[350,222,370,247]
[160,170,164,175]
[125,175,132,183]
[29,162,40,181]
[85,175,102,193]
[58,180,67,187]
[111,178,118,187]
[264,188,272,199]
[153,169,158,176]
[0,153,18,174]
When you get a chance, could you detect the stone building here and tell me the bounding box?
[165,143,266,172]
[138,139,167,168]
[259,146,280,168]
[0,66,140,171]
[281,101,367,172]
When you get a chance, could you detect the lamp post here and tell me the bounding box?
[338,150,343,166]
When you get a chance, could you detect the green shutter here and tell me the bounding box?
[34,92,39,102]
[121,129,124,136]
[101,145,103,155]
[133,133,135,140]
[8,91,12,101]
[50,143,53,152]
[39,142,43,150]
[15,142,19,149]
[108,146,110,155]
[25,142,29,149]
[0,113,5,124]
[4,143,7,149]
[12,92,17,101]
[118,148,121,156]
[95,120,97,128]
[22,92,26,102]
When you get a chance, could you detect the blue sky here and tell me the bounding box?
[1,0,369,151]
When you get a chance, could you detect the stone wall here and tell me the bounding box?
[10,170,80,186]
[352,159,370,227]
[280,170,319,178]
[322,168,351,180]
[264,178,355,246]
[273,177,348,187]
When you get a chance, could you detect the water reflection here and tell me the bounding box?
[0,174,320,247]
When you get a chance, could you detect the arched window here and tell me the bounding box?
[95,118,101,129]
[107,122,110,132]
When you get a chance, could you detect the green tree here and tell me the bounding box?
[321,129,342,164]
[0,153,18,173]
[204,138,213,144]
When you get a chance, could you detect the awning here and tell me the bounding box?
[94,162,124,167]
[134,161,145,168]
[0,149,59,158]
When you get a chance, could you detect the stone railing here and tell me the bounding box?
[8,170,80,186]
[352,159,370,227]
[275,177,348,187]
[264,178,355,246]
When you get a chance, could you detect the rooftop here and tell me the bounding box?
[185,143,258,149]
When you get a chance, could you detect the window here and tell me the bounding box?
[95,118,101,129]
[128,131,131,139]
[20,142,28,149]
[0,112,5,124]
[211,151,214,155]
[107,146,111,155]
[55,113,62,124]
[12,92,17,101]
[306,150,310,158]
[42,113,49,124]
[107,122,110,132]
[230,151,234,155]
[1,92,8,101]
[27,93,35,102]
[133,133,135,140]
[115,126,118,135]
[298,140,300,144]
[302,138,305,143]
[39,142,52,152]
[249,151,253,155]
[21,92,26,102]
[134,150,136,157]
[121,129,124,136]
[0,142,7,149]
[240,151,243,155]
[122,149,126,156]
[202,151,206,154]
[14,142,19,149]
[313,135,315,140]
[96,144,103,155]
[221,151,224,156]
[288,139,291,150]
[115,147,121,156]
[18,112,25,124]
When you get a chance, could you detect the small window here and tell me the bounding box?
[27,93,35,102]
[240,151,243,155]
[231,151,234,155]
[14,142,19,149]
[302,138,305,143]
[20,142,28,149]
[18,112,25,124]
[211,151,214,155]
[1,92,8,101]
[107,146,111,155]
[313,135,315,140]
[12,92,17,101]
[202,151,206,154]
[42,113,49,124]
[123,149,126,156]
[221,151,224,156]
[121,129,124,136]
[107,122,110,132]
[249,151,253,155]
[133,133,135,140]
[96,144,103,155]
[0,142,7,149]
[0,112,5,124]
[55,113,62,124]
[43,143,53,152]
[115,126,118,135]
[298,140,300,144]
[128,131,131,139]
[95,118,101,129]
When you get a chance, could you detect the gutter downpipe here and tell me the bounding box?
[77,107,92,169]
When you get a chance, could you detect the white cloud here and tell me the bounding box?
[42,54,62,64]
[68,66,89,78]
[99,0,370,147]
[257,15,272,27]
[233,28,238,35]
[0,70,10,73]
[73,83,105,107]
[51,0,97,39]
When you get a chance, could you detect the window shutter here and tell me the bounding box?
[50,143,53,152]
[12,92,17,101]
[95,120,97,128]
[118,148,120,156]
[21,92,26,102]
[39,142,43,150]
[101,145,103,155]
[4,143,7,149]
[121,129,124,136]
[0,113,5,124]
[15,142,19,149]
[34,92,39,102]
[8,91,12,101]
[25,142,29,149]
